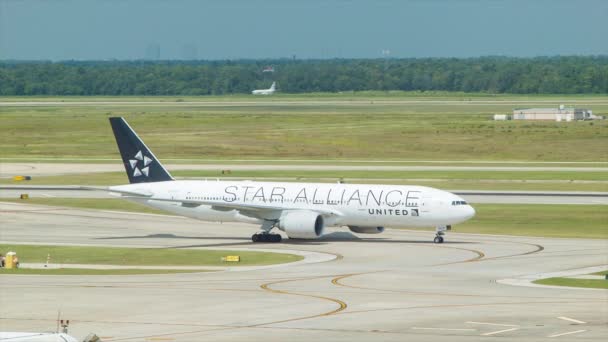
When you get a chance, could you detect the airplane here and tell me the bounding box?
[106,117,475,243]
[251,82,276,95]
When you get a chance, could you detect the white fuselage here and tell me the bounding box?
[252,83,276,95]
[251,88,275,95]
[110,180,475,229]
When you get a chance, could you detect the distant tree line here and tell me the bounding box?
[0,56,606,95]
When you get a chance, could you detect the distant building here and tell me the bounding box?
[512,105,596,121]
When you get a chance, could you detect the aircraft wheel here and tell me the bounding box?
[253,233,282,243]
[433,236,444,244]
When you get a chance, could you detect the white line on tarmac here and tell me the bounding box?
[411,327,476,332]
[481,328,520,336]
[466,321,519,327]
[557,316,586,324]
[548,330,587,338]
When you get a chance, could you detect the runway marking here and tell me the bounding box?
[547,329,587,338]
[430,245,486,265]
[481,327,519,336]
[254,274,348,326]
[480,242,544,262]
[435,241,544,266]
[557,316,586,324]
[466,321,519,327]
[340,300,593,316]
[330,271,384,287]
[330,273,593,300]
[412,327,476,332]
[466,321,521,336]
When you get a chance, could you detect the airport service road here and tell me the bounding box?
[0,202,606,342]
[2,163,607,178]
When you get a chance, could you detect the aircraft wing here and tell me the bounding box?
[93,186,343,220]
[150,196,343,220]
[83,186,154,197]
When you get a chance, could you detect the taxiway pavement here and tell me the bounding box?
[0,202,606,341]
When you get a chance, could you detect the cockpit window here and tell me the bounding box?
[451,200,468,206]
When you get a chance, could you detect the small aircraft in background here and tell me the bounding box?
[252,82,276,95]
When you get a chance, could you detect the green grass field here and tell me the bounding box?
[593,270,608,276]
[1,94,606,162]
[534,277,608,289]
[0,244,303,266]
[0,268,207,275]
[456,204,607,239]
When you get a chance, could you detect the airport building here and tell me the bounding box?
[512,105,596,121]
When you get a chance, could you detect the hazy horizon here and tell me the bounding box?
[1,0,607,61]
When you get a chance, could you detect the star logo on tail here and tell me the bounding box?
[129,150,153,177]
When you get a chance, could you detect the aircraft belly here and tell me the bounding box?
[339,206,452,229]
[144,200,259,224]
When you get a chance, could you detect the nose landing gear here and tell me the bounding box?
[434,225,450,243]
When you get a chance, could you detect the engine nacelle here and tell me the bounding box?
[348,226,385,234]
[278,210,325,239]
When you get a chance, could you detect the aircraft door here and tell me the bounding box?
[421,195,433,214]
[169,189,181,201]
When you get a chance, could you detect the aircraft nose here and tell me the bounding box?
[465,205,476,220]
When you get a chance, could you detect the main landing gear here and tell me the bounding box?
[251,219,282,243]
[434,225,451,244]
[251,233,282,243]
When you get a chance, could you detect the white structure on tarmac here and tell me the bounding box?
[512,105,596,121]
[0,332,78,342]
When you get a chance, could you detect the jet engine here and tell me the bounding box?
[278,210,324,239]
[348,226,385,234]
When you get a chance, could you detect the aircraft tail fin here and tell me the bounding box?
[270,82,276,90]
[109,117,174,184]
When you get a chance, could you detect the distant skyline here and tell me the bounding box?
[1,0,607,61]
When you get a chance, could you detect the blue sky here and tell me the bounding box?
[1,0,606,60]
